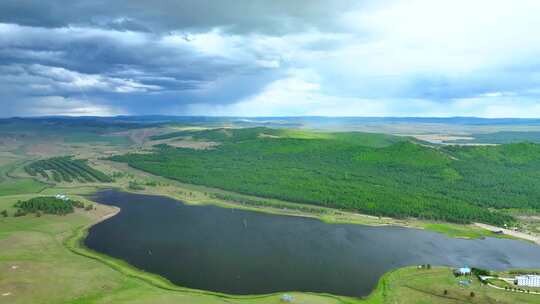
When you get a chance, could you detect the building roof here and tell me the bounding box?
[455,267,471,273]
[516,274,540,279]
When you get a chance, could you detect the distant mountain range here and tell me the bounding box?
[4,116,540,126]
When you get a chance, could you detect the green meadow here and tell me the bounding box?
[0,162,48,197]
[1,120,540,303]
[2,192,539,304]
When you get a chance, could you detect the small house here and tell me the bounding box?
[454,267,472,276]
[55,194,70,201]
[280,294,294,302]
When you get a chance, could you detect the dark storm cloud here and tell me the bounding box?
[0,0,372,35]
[2,0,373,116]
[0,23,236,77]
[0,21,284,115]
[2,1,540,117]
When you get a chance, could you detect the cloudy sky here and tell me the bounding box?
[2,0,540,117]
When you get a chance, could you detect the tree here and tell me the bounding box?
[443,289,448,295]
[470,291,475,298]
[128,181,145,190]
[14,196,78,215]
[14,209,27,217]
[1,210,7,217]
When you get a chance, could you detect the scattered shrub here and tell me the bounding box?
[14,209,27,217]
[128,181,145,190]
[472,267,491,276]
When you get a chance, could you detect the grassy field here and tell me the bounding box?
[2,120,540,303]
[421,223,517,240]
[2,191,540,304]
[0,161,48,196]
[0,192,356,304]
[0,178,47,196]
[1,122,534,240]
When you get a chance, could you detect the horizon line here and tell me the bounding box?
[3,115,540,120]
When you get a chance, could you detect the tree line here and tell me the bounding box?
[13,196,93,216]
[25,156,112,183]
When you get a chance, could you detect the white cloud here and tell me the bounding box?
[188,69,540,118]
[2,1,540,117]
[8,96,124,117]
[208,0,540,117]
[1,64,161,94]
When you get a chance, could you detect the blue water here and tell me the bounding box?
[85,189,540,297]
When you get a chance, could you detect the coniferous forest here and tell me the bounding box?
[111,128,540,225]
[14,196,86,216]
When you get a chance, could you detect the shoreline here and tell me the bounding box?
[94,159,539,243]
[9,162,538,245]
[73,190,540,304]
[474,223,540,246]
[2,186,539,303]
[118,186,528,242]
[65,202,362,303]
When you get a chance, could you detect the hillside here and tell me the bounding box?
[110,127,540,225]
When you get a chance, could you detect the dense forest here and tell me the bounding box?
[110,127,540,225]
[14,196,85,216]
[25,156,112,183]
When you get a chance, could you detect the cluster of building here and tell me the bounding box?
[515,275,540,288]
[55,194,70,201]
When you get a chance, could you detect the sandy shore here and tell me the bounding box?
[474,223,540,246]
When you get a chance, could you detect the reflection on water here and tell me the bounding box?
[85,190,540,297]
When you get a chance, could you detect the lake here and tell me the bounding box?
[85,189,540,297]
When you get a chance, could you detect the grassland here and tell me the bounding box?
[2,191,539,304]
[0,161,48,196]
[2,119,540,303]
[0,177,47,197]
[0,192,357,304]
[2,121,537,239]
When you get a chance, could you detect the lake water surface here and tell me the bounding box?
[85,190,540,297]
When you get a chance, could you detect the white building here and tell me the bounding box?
[55,194,70,201]
[280,294,294,302]
[454,267,471,276]
[515,275,540,287]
